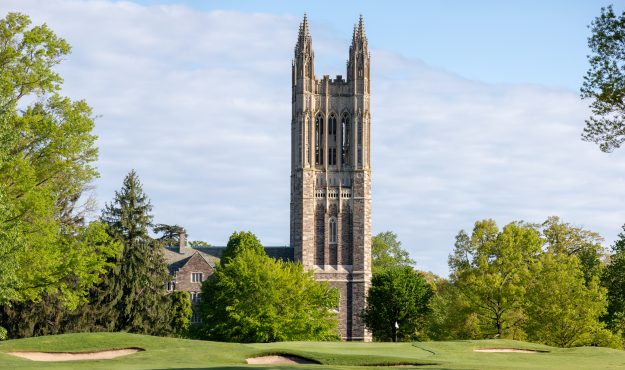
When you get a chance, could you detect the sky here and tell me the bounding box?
[2,0,625,276]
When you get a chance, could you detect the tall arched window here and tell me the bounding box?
[328,114,337,166]
[315,114,324,165]
[329,217,337,244]
[341,113,350,165]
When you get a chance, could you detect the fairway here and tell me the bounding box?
[0,333,624,369]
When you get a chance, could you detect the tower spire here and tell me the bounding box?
[295,13,312,56]
[357,14,365,39]
[347,15,369,83]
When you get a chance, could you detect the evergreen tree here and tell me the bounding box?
[581,5,625,152]
[170,291,192,337]
[91,170,172,335]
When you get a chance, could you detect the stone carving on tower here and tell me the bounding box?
[290,14,372,341]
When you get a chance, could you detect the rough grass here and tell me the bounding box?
[0,332,624,369]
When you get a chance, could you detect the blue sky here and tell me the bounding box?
[134,0,614,89]
[2,0,625,276]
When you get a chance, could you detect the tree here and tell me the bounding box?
[189,240,211,248]
[448,220,543,339]
[219,230,265,266]
[199,233,339,342]
[602,224,625,337]
[581,5,625,152]
[362,266,432,342]
[372,231,415,275]
[154,224,186,247]
[541,216,606,284]
[170,291,192,337]
[525,252,619,348]
[0,12,118,310]
[95,170,172,335]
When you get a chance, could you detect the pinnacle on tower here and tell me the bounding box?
[295,13,312,57]
[358,14,365,38]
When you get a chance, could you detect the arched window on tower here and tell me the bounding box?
[358,116,363,166]
[328,114,337,166]
[329,217,337,244]
[341,113,350,166]
[315,114,324,165]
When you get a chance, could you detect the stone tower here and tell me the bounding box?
[290,15,372,341]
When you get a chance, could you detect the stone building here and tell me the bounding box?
[289,15,372,341]
[164,15,372,341]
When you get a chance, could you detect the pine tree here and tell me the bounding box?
[90,170,172,335]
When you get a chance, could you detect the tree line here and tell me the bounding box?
[4,6,625,349]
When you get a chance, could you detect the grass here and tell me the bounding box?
[1,332,625,369]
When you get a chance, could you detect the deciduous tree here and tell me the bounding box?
[525,252,619,348]
[372,231,415,275]
[199,233,339,342]
[0,12,118,308]
[362,266,432,341]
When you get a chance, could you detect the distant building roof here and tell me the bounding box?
[162,245,294,273]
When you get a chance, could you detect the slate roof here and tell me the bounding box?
[162,246,218,274]
[162,245,294,273]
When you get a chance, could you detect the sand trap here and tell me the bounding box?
[474,348,545,353]
[247,355,319,365]
[7,348,144,361]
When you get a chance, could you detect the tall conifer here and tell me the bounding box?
[95,170,172,335]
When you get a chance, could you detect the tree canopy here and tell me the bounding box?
[199,232,339,342]
[581,5,625,152]
[431,217,618,347]
[363,266,432,341]
[220,230,265,266]
[372,231,415,275]
[0,12,119,310]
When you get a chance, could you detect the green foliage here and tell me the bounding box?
[525,252,619,348]
[448,220,542,338]
[220,230,265,266]
[0,12,119,311]
[581,5,625,152]
[170,291,192,337]
[541,216,606,284]
[0,326,5,341]
[199,246,339,342]
[189,240,211,248]
[154,224,186,247]
[426,278,481,340]
[94,170,173,335]
[362,266,432,341]
[602,224,625,338]
[371,231,415,275]
[436,217,616,348]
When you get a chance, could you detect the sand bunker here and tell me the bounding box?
[473,348,545,353]
[247,355,319,365]
[7,348,144,361]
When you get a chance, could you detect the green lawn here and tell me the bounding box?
[0,332,624,369]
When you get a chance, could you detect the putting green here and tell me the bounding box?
[0,332,623,369]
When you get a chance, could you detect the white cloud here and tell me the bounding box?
[3,0,625,276]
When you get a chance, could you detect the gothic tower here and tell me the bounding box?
[290,15,372,341]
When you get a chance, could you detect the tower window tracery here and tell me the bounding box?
[329,217,337,244]
[341,113,350,165]
[315,114,324,165]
